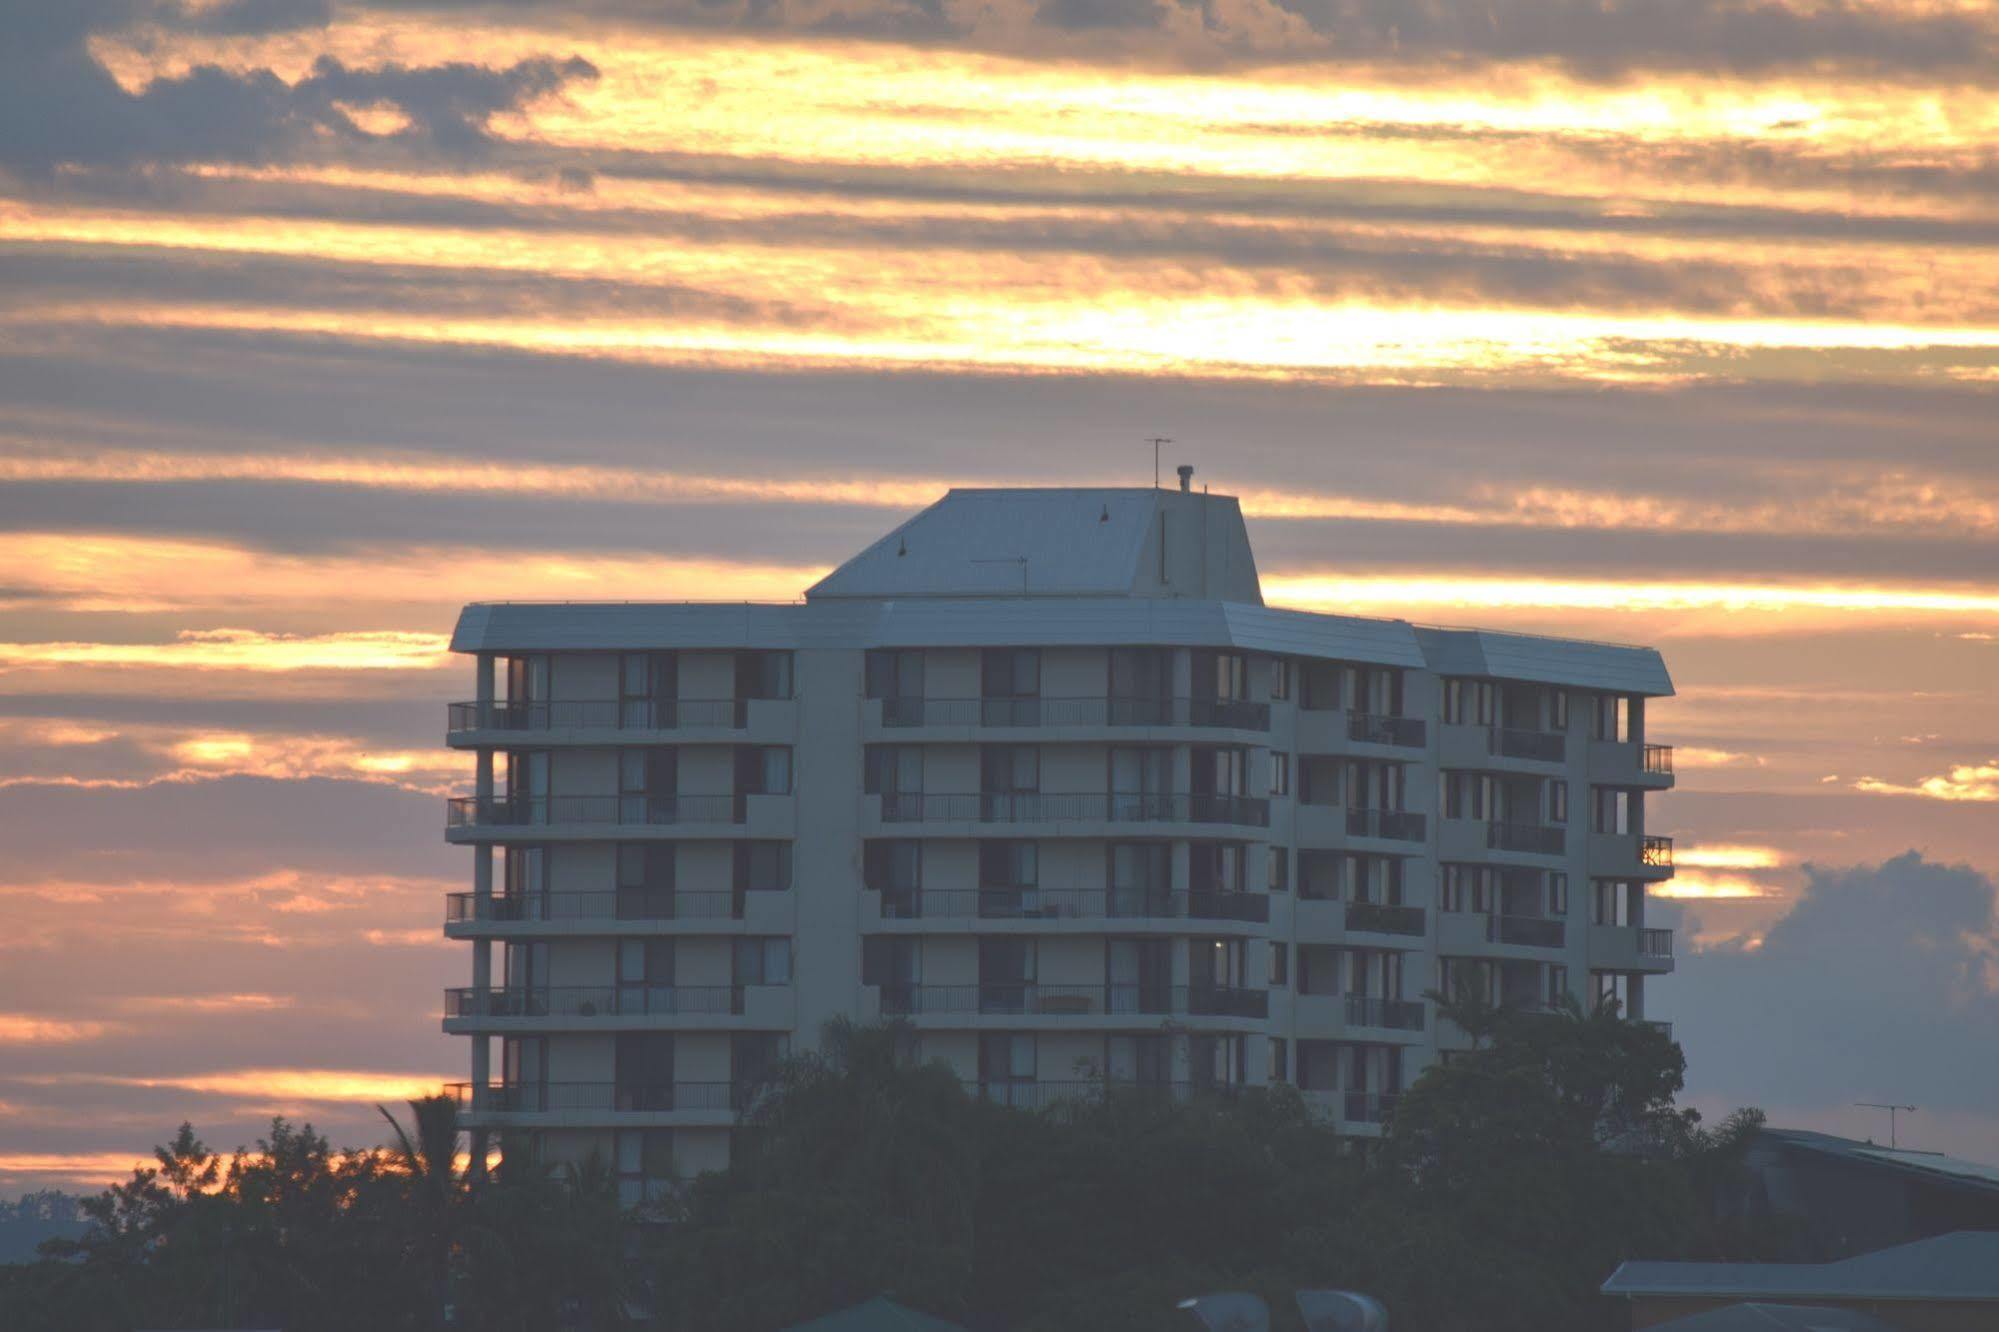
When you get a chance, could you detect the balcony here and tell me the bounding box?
[1590,832,1675,880]
[443,889,794,934]
[447,793,743,831]
[1344,994,1427,1032]
[876,888,1269,926]
[1640,1019,1674,1040]
[1587,923,1674,972]
[876,791,1269,829]
[1587,738,1676,789]
[1644,745,1673,775]
[962,1079,1247,1110]
[1342,902,1427,937]
[446,1081,739,1116]
[878,695,1269,732]
[1489,914,1565,948]
[1490,726,1566,763]
[1345,808,1427,842]
[444,985,744,1019]
[447,698,746,734]
[1487,821,1566,856]
[876,983,1268,1021]
[1347,713,1427,749]
[1342,1091,1399,1125]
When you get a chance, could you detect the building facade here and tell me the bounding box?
[441,484,1676,1202]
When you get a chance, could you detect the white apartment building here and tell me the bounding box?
[442,481,1675,1203]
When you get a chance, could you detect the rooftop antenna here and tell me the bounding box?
[1147,437,1173,489]
[1856,1102,1917,1149]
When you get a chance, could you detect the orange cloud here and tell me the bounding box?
[1675,845,1786,869]
[1854,761,1999,802]
[1654,873,1778,899]
[0,1014,115,1045]
[89,1069,448,1103]
[116,993,296,1014]
[0,628,451,672]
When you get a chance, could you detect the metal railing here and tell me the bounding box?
[880,695,1270,731]
[1490,726,1566,762]
[1347,713,1427,748]
[1640,927,1674,957]
[876,984,1268,1020]
[1346,808,1427,842]
[1640,1019,1674,1039]
[445,890,760,923]
[447,699,748,732]
[1342,902,1427,937]
[877,791,1269,828]
[443,985,750,1019]
[1490,915,1566,948]
[1344,994,1426,1031]
[446,1081,738,1113]
[1642,744,1674,774]
[876,888,1270,924]
[1342,1091,1400,1124]
[1488,821,1566,855]
[962,1079,1242,1110]
[446,793,744,829]
[1641,835,1674,868]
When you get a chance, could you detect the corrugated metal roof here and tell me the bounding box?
[1602,1232,1999,1301]
[806,488,1163,600]
[1414,627,1674,697]
[1764,1128,1999,1195]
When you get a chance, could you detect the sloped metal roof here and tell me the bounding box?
[1602,1232,1999,1301]
[1643,1304,1894,1331]
[806,488,1174,600]
[1414,627,1674,697]
[1763,1128,1999,1195]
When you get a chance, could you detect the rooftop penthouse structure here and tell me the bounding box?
[441,478,1676,1203]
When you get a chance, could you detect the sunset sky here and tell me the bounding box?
[2,0,1997,1194]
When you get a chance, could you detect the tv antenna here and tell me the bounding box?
[1856,1102,1917,1149]
[1146,437,1172,489]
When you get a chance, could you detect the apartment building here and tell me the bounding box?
[441,481,1676,1202]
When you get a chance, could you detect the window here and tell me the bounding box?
[1551,690,1570,731]
[619,747,675,819]
[980,744,1040,794]
[1270,657,1292,701]
[735,840,792,892]
[1269,942,1288,988]
[1109,842,1170,914]
[1270,752,1291,798]
[1269,1037,1289,1083]
[1194,649,1248,701]
[1549,779,1568,825]
[1443,678,1496,726]
[1345,666,1404,717]
[504,654,547,706]
[979,840,1038,889]
[864,840,921,893]
[732,746,790,796]
[1592,694,1630,742]
[732,1032,789,1091]
[979,1034,1036,1101]
[617,843,674,918]
[1592,970,1630,1013]
[865,649,923,700]
[1546,872,1569,917]
[1593,787,1634,834]
[1593,880,1635,926]
[1441,863,1495,914]
[1267,846,1289,894]
[616,1129,676,1207]
[620,652,677,727]
[736,650,793,700]
[1189,842,1245,895]
[864,744,922,796]
[733,937,791,986]
[862,937,921,987]
[1440,770,1495,820]
[1545,964,1569,1009]
[982,648,1040,699]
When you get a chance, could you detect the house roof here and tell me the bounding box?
[1760,1128,1999,1196]
[780,1296,973,1332]
[1641,1304,1897,1332]
[1603,1231,1999,1302]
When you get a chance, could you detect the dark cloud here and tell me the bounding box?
[1033,0,1165,32]
[1669,854,1999,1130]
[177,0,335,34]
[0,0,597,174]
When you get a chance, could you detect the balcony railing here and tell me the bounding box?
[1640,1019,1674,1040]
[1488,821,1566,855]
[447,699,745,732]
[880,695,1270,731]
[445,890,763,923]
[446,793,744,830]
[1347,713,1427,748]
[1342,902,1427,937]
[1346,808,1427,842]
[876,983,1268,1020]
[962,1079,1243,1110]
[1342,1091,1400,1124]
[1641,835,1674,868]
[446,1081,738,1113]
[1490,726,1566,763]
[1642,744,1674,774]
[443,985,749,1019]
[1343,994,1426,1031]
[1640,927,1674,957]
[1490,914,1566,948]
[877,888,1269,924]
[878,791,1269,828]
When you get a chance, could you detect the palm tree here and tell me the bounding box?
[379,1094,468,1328]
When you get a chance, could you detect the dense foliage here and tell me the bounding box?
[1,1003,1779,1331]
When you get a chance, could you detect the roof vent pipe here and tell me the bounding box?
[1177,464,1194,492]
